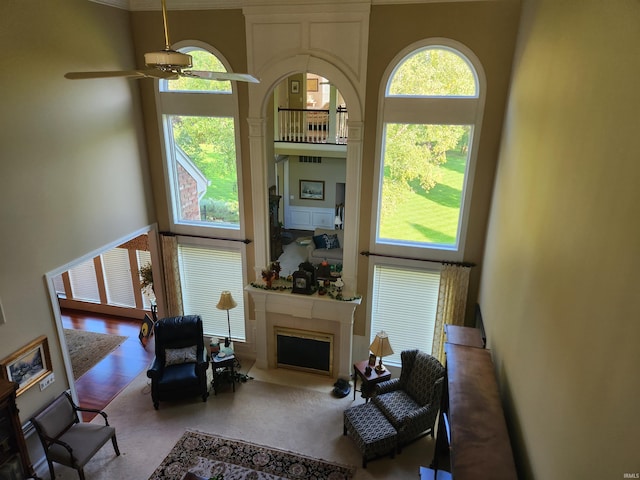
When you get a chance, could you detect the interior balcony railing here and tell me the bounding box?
[276,106,348,145]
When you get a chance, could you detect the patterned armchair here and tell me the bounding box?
[373,349,445,450]
[146,315,209,409]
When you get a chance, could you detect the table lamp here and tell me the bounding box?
[216,290,237,348]
[369,331,394,373]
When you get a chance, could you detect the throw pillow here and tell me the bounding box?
[323,233,340,250]
[313,234,327,249]
[165,346,198,366]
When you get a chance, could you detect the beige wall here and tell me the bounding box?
[0,1,152,419]
[289,157,346,208]
[362,1,521,330]
[480,0,640,477]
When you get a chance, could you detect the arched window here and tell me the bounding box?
[368,43,484,364]
[375,44,483,256]
[157,46,243,234]
[156,45,246,342]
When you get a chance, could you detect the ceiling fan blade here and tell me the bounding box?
[185,70,260,83]
[65,70,148,80]
[65,69,179,80]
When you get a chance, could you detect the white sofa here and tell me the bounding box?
[306,228,344,265]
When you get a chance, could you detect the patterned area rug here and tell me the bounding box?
[148,430,356,480]
[64,329,128,379]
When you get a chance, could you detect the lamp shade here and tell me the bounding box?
[216,291,237,310]
[369,331,394,358]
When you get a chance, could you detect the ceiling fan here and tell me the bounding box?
[65,0,259,83]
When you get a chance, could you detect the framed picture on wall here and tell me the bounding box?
[0,335,52,396]
[291,80,300,94]
[299,180,325,200]
[307,78,319,92]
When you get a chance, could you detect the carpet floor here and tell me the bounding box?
[45,365,434,480]
[63,329,128,379]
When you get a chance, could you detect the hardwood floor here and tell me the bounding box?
[61,309,155,421]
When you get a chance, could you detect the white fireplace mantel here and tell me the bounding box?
[246,285,361,379]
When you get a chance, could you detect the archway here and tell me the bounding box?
[247,55,363,293]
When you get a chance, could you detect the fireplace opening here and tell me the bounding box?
[275,328,333,376]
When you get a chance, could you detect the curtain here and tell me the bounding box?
[160,234,183,317]
[431,263,471,363]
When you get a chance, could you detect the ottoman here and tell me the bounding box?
[343,402,397,468]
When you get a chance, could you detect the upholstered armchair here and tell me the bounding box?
[31,391,119,480]
[146,315,209,409]
[373,349,445,450]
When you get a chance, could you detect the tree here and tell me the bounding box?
[381,48,475,220]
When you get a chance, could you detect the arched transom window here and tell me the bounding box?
[158,47,243,234]
[375,44,482,256]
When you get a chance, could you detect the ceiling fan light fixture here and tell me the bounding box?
[144,50,192,70]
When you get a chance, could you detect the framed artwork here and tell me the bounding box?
[299,180,325,200]
[368,353,376,366]
[307,78,319,92]
[291,80,300,94]
[0,335,52,396]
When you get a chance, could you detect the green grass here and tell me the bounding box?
[195,148,466,238]
[380,151,466,245]
[194,152,239,223]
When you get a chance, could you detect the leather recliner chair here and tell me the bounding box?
[146,315,209,409]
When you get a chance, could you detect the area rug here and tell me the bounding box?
[64,328,128,379]
[148,430,356,480]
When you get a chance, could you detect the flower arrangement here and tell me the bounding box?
[270,261,281,279]
[261,268,275,287]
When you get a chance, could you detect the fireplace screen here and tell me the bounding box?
[275,328,333,376]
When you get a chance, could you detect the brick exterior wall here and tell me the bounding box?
[177,163,201,220]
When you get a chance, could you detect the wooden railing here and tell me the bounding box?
[276,106,348,145]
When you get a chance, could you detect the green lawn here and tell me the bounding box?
[380,151,466,245]
[195,148,466,239]
[194,153,239,222]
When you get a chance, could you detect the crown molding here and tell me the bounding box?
[91,0,496,12]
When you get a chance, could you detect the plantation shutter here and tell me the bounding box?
[178,244,245,341]
[370,264,440,365]
[101,248,136,308]
[68,259,101,303]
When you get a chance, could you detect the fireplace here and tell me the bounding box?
[246,286,361,379]
[275,328,333,376]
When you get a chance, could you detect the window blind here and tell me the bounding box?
[370,264,440,365]
[68,259,100,303]
[178,245,245,341]
[101,248,136,308]
[52,274,66,298]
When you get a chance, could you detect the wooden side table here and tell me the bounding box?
[211,355,235,395]
[353,359,391,402]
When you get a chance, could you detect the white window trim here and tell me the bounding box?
[370,38,486,263]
